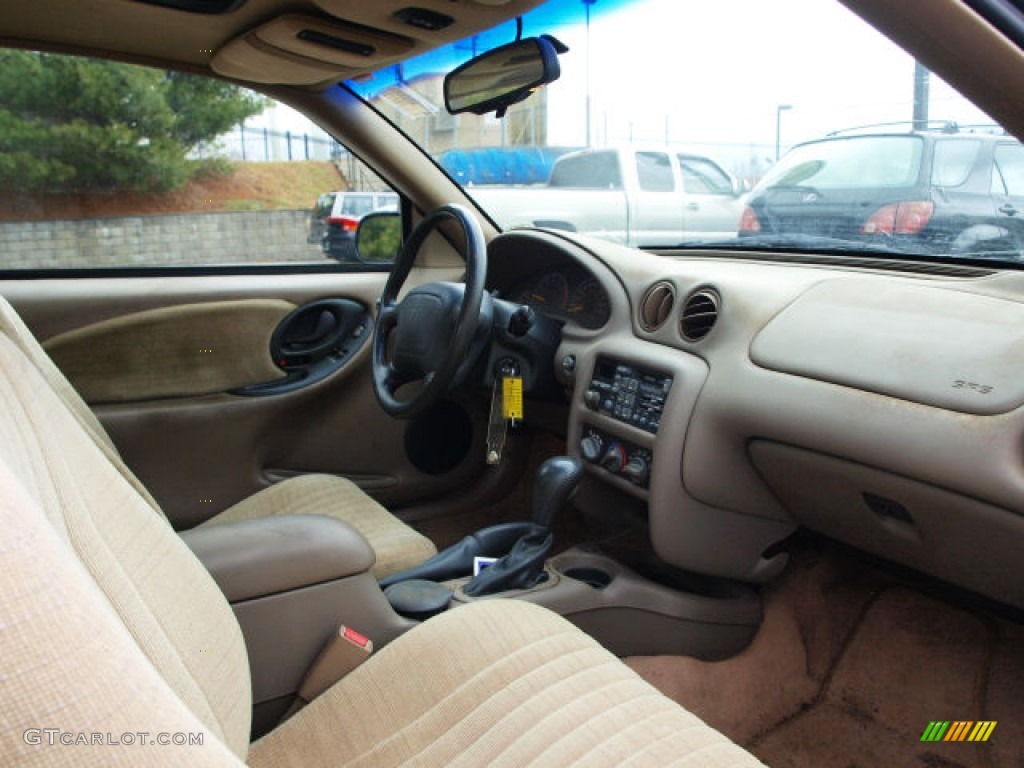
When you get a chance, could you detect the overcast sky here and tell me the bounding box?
[249,0,995,177]
[542,0,994,170]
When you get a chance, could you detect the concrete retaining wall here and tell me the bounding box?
[0,209,330,269]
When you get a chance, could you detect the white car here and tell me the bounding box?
[307,190,399,261]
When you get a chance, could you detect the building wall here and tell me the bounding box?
[0,210,328,269]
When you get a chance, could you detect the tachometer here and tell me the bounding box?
[567,278,611,329]
[515,272,570,314]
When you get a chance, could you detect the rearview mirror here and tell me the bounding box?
[443,36,564,117]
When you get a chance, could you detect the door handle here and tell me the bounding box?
[998,203,1018,216]
[686,202,700,212]
[233,298,371,397]
[283,309,338,348]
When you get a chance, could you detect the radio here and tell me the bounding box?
[583,357,672,434]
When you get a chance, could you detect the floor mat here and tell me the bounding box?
[627,543,1024,767]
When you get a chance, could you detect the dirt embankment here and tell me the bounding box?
[0,161,345,222]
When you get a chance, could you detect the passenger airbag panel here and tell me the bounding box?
[750,280,1024,415]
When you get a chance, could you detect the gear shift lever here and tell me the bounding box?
[463,456,583,597]
[531,456,583,530]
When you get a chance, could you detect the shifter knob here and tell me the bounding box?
[531,456,583,530]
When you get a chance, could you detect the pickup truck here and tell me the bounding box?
[469,146,746,247]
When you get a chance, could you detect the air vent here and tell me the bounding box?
[680,289,720,341]
[638,281,676,332]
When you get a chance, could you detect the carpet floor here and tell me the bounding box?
[626,540,1024,768]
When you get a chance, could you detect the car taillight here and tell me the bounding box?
[327,215,360,233]
[738,206,761,233]
[861,201,934,236]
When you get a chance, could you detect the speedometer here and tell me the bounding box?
[567,279,611,329]
[513,272,570,314]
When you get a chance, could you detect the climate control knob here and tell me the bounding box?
[580,435,603,463]
[599,443,627,474]
[622,456,650,487]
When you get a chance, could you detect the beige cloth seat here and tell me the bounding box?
[0,324,765,767]
[0,296,435,578]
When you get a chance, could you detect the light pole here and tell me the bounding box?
[775,104,792,161]
[583,0,596,148]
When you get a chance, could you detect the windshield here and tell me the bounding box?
[348,0,1017,263]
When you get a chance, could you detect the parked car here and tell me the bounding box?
[307,190,398,261]
[471,146,746,246]
[740,126,1024,258]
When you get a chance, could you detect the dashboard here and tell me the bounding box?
[489,227,1024,612]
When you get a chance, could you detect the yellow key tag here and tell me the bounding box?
[502,376,523,422]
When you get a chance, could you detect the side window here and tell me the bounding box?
[636,152,675,192]
[994,144,1024,197]
[679,156,734,195]
[549,151,623,189]
[341,195,375,217]
[931,139,981,187]
[374,193,399,211]
[0,51,397,271]
[314,193,336,218]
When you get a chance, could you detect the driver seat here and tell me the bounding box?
[0,296,436,578]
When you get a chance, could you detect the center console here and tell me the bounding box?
[575,357,671,492]
[182,515,412,737]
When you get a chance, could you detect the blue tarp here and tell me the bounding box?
[346,0,635,101]
[435,146,580,186]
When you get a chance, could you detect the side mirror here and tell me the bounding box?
[443,36,565,117]
[355,212,401,263]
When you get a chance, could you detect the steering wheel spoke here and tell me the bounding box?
[386,361,418,391]
[376,300,399,328]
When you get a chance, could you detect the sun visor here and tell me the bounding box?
[212,14,414,86]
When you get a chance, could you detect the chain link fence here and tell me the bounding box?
[207,124,346,163]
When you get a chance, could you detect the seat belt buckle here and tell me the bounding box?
[291,625,373,712]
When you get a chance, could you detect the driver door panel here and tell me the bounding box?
[0,268,486,529]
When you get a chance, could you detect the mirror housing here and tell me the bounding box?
[443,36,564,117]
[355,211,401,263]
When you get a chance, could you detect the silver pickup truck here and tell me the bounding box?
[469,146,746,247]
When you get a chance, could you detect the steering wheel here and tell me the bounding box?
[372,204,487,418]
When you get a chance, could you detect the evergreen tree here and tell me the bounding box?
[0,51,265,193]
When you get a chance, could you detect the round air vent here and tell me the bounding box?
[680,289,720,341]
[638,281,676,332]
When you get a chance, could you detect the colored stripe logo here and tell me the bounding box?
[921,721,997,742]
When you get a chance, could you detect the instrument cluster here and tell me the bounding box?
[507,267,611,330]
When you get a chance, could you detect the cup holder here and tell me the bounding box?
[527,547,763,659]
[563,567,613,590]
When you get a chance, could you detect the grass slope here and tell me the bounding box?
[0,161,345,221]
